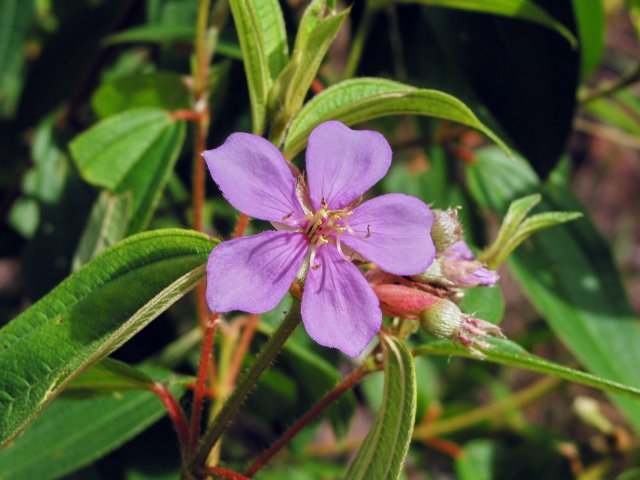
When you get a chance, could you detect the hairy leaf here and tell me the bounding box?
[284,78,508,158]
[344,336,416,479]
[0,229,216,445]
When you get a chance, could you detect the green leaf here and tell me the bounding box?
[0,367,185,480]
[392,0,576,47]
[106,25,242,59]
[268,4,349,144]
[582,90,640,137]
[455,439,496,480]
[415,338,640,400]
[344,336,416,480]
[284,78,509,159]
[107,24,194,43]
[0,0,34,117]
[571,0,605,80]
[0,229,216,445]
[70,108,186,234]
[72,191,131,271]
[7,198,39,239]
[91,72,191,119]
[63,358,154,396]
[466,146,640,431]
[229,0,288,133]
[480,192,582,269]
[459,285,505,325]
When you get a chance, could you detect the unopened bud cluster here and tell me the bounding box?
[370,208,504,357]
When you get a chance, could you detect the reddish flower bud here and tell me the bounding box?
[373,284,439,319]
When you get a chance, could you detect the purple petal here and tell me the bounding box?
[444,240,475,261]
[206,231,309,313]
[305,121,392,210]
[203,133,303,222]
[341,193,435,275]
[465,267,500,286]
[301,245,381,357]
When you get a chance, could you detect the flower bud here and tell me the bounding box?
[431,209,463,253]
[419,298,462,339]
[373,283,439,319]
[419,299,506,357]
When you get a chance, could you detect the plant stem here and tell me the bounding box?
[244,363,371,477]
[227,314,259,387]
[189,314,219,452]
[580,61,640,104]
[152,383,190,457]
[199,466,249,479]
[232,213,250,238]
[343,1,377,80]
[305,375,562,457]
[189,300,303,471]
[413,375,562,439]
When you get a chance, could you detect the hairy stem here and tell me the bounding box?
[244,364,372,477]
[189,300,303,470]
[152,383,190,458]
[189,315,219,452]
[227,314,259,387]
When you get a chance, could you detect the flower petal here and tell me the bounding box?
[302,246,381,357]
[206,231,308,313]
[203,133,303,222]
[305,121,392,210]
[341,193,435,275]
[444,240,475,261]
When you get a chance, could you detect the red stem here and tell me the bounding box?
[152,383,190,455]
[170,109,204,122]
[199,466,250,479]
[311,78,325,94]
[232,213,250,238]
[226,315,259,387]
[189,314,219,451]
[244,365,370,477]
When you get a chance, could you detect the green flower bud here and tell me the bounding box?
[419,299,462,339]
[430,209,463,253]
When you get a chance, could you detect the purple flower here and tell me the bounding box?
[203,121,435,357]
[442,241,499,287]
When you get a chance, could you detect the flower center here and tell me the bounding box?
[304,205,352,246]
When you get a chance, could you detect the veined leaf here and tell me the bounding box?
[415,338,640,400]
[72,191,131,271]
[344,336,416,479]
[91,72,191,119]
[63,358,155,396]
[269,3,348,145]
[70,108,186,234]
[229,0,288,134]
[106,25,242,59]
[466,147,640,431]
[0,366,185,480]
[392,0,576,47]
[284,78,509,159]
[0,229,216,445]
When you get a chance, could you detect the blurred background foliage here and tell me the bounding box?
[0,0,639,479]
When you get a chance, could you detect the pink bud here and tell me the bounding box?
[373,284,440,319]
